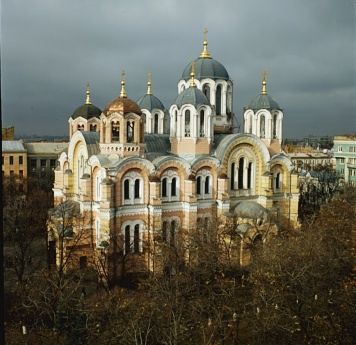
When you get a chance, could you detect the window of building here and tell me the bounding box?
[112,121,120,142]
[90,124,97,132]
[161,170,179,202]
[50,159,56,168]
[134,179,140,199]
[200,110,205,137]
[123,223,143,254]
[260,115,265,138]
[196,169,212,199]
[162,219,179,246]
[19,156,23,165]
[185,110,191,137]
[216,85,222,115]
[41,159,47,168]
[154,114,159,134]
[9,156,13,165]
[19,170,23,178]
[122,171,143,205]
[127,121,134,143]
[125,225,131,254]
[197,176,201,195]
[134,224,140,253]
[230,163,235,190]
[124,179,130,200]
[79,256,87,269]
[338,146,343,152]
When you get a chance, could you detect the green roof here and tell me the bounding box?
[246,94,281,111]
[71,103,102,119]
[137,94,164,111]
[182,57,229,81]
[174,86,209,108]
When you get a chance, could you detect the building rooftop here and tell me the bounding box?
[24,142,68,155]
[2,140,26,153]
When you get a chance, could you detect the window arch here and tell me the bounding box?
[122,171,144,205]
[161,170,179,201]
[196,169,212,199]
[185,110,191,137]
[77,123,85,131]
[200,110,205,137]
[90,124,97,132]
[272,167,283,192]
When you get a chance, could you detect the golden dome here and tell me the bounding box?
[104,96,142,115]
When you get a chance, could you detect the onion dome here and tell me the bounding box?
[181,30,229,81]
[104,72,142,115]
[246,74,281,111]
[137,74,165,111]
[71,84,102,119]
[175,62,209,108]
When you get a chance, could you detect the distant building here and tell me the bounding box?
[333,135,356,186]
[2,140,27,191]
[287,151,334,172]
[23,142,68,178]
[2,127,15,140]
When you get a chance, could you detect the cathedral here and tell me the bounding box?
[50,34,299,272]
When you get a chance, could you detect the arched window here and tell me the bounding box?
[134,179,140,198]
[273,114,277,139]
[248,162,252,189]
[249,115,253,134]
[154,114,159,134]
[77,124,84,131]
[162,178,167,197]
[227,84,232,114]
[125,225,131,254]
[171,177,177,197]
[231,163,235,190]
[203,84,210,101]
[260,115,265,138]
[200,110,205,137]
[127,121,134,142]
[162,221,168,243]
[112,121,120,142]
[90,124,97,132]
[185,110,191,137]
[196,176,201,195]
[276,172,281,190]
[204,176,210,194]
[216,85,222,115]
[238,158,244,189]
[134,224,140,253]
[124,180,130,200]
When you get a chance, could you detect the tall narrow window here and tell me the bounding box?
[260,115,265,138]
[276,172,281,190]
[127,121,134,142]
[230,163,235,190]
[216,85,222,115]
[238,158,244,189]
[90,124,97,132]
[248,162,252,189]
[9,156,13,165]
[249,115,253,134]
[203,84,210,101]
[162,221,168,243]
[162,178,167,197]
[197,176,201,195]
[200,110,205,136]
[154,114,159,134]
[134,224,140,253]
[204,176,210,194]
[185,110,191,137]
[171,177,177,197]
[19,156,23,165]
[125,225,131,253]
[134,179,140,198]
[273,114,277,139]
[124,179,130,200]
[112,121,120,141]
[170,221,176,247]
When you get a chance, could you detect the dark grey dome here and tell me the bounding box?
[72,103,102,119]
[174,86,209,108]
[182,57,229,81]
[246,94,281,111]
[137,94,164,111]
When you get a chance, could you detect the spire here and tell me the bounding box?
[200,28,212,59]
[147,72,152,95]
[261,71,268,95]
[120,70,127,98]
[85,83,92,104]
[190,61,196,87]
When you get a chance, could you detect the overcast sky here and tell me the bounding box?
[1,0,355,138]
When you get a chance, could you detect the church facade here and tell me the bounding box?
[50,36,299,272]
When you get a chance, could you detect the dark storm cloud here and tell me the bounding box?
[2,0,355,137]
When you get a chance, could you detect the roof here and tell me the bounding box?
[182,58,229,81]
[246,94,281,111]
[174,87,209,108]
[137,94,164,111]
[24,142,68,155]
[234,201,269,220]
[2,140,26,153]
[71,103,102,119]
[104,96,142,115]
[144,134,171,160]
[80,132,100,156]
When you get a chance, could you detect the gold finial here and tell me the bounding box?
[190,61,196,87]
[120,70,127,98]
[85,83,91,104]
[147,72,152,95]
[200,27,212,59]
[261,71,268,95]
